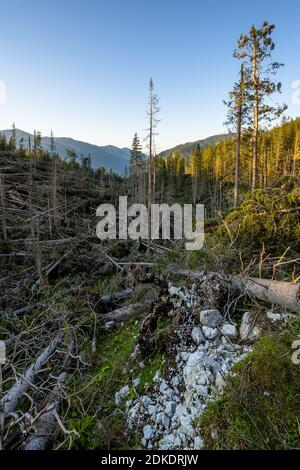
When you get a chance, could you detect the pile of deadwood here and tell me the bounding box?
[0,152,130,449]
[1,152,299,450]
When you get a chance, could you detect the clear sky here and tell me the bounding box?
[0,0,299,152]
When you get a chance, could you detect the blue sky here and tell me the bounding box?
[0,0,299,151]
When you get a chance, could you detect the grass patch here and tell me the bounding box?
[89,274,120,295]
[67,316,165,449]
[196,316,300,449]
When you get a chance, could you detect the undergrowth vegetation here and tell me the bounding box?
[66,314,166,449]
[197,316,300,449]
[218,181,300,252]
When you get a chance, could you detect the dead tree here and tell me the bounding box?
[1,335,61,415]
[174,269,300,313]
[0,172,7,240]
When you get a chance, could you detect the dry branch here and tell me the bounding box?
[1,335,61,415]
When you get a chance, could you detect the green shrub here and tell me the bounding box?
[218,185,300,252]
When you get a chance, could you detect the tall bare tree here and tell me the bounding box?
[0,172,7,241]
[51,131,59,228]
[146,78,160,253]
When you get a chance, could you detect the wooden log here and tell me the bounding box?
[173,268,300,313]
[23,340,74,450]
[103,304,143,322]
[24,372,66,450]
[99,289,133,305]
[1,335,61,415]
[229,275,300,313]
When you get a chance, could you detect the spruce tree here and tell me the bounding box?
[234,21,287,189]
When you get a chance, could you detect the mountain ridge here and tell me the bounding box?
[0,129,130,174]
[158,133,228,158]
[1,128,228,172]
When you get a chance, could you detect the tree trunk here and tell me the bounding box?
[234,63,244,208]
[173,269,300,313]
[103,304,143,322]
[52,155,59,228]
[24,372,67,450]
[1,335,61,415]
[99,289,132,305]
[148,107,153,254]
[0,172,7,241]
[252,38,259,190]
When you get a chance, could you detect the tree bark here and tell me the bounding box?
[103,304,143,322]
[252,36,259,190]
[24,372,67,450]
[1,335,61,415]
[172,269,300,313]
[234,64,244,208]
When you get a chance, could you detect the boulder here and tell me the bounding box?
[191,327,205,345]
[200,309,222,327]
[115,385,129,405]
[165,401,176,417]
[239,312,262,341]
[141,395,154,408]
[221,323,238,338]
[143,424,155,441]
[202,326,218,340]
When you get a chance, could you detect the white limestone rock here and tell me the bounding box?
[191,327,205,345]
[115,385,129,405]
[133,377,141,388]
[200,309,223,327]
[221,323,238,338]
[202,326,218,340]
[165,401,176,417]
[143,425,155,441]
[194,436,204,450]
[240,312,262,341]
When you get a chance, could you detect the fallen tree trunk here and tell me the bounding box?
[34,259,63,289]
[103,303,143,322]
[1,335,61,415]
[174,269,300,313]
[229,275,300,313]
[99,288,133,305]
[0,302,41,319]
[24,371,67,450]
[23,340,74,450]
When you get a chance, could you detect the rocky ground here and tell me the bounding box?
[112,278,293,450]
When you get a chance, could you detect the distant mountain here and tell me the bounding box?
[1,129,228,172]
[158,133,228,158]
[1,129,130,174]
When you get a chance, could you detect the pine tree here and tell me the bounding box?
[190,144,202,205]
[225,63,250,207]
[234,21,287,189]
[129,133,143,201]
[9,122,17,151]
[293,130,300,176]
